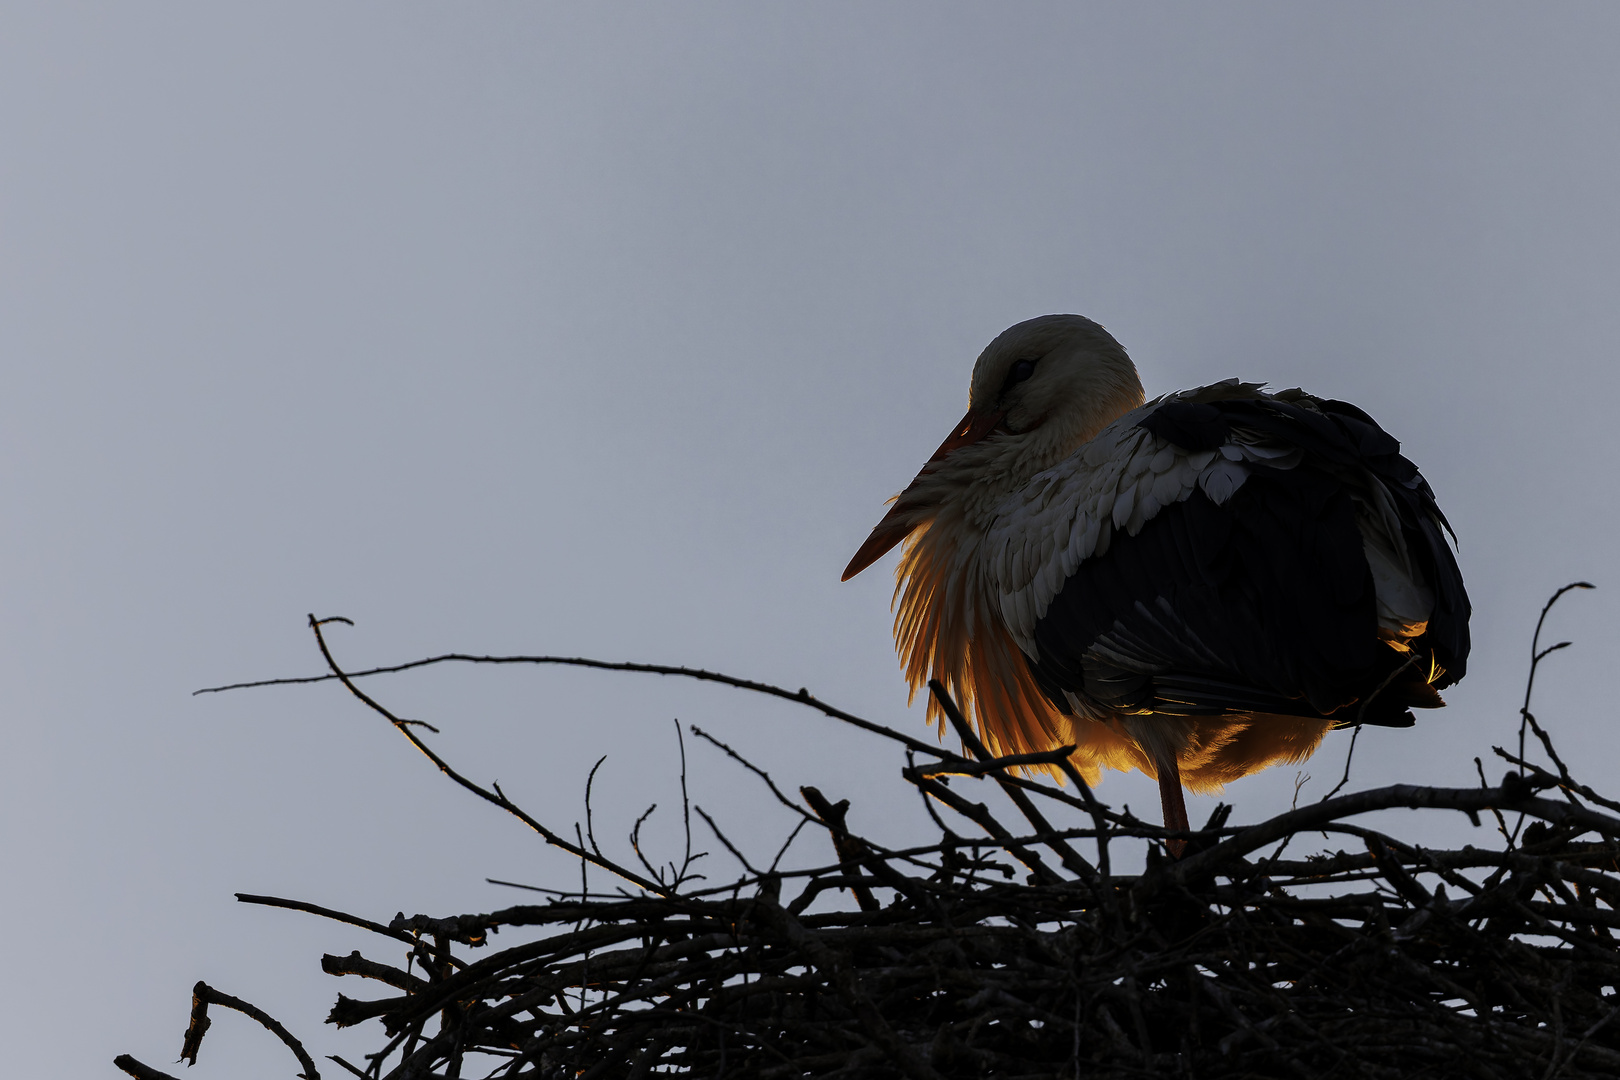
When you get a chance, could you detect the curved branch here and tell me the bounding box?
[182,981,320,1080]
[1169,782,1620,883]
[195,649,962,761]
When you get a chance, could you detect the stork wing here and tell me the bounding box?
[983,385,1470,725]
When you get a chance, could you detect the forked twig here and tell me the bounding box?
[303,614,670,896]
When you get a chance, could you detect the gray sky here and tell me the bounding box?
[3,5,1618,1074]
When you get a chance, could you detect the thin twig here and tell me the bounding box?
[584,755,608,858]
[693,805,761,876]
[1321,723,1362,803]
[196,649,967,762]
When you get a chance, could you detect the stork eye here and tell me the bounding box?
[1002,358,1037,393]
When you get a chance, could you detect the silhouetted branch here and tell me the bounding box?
[1519,582,1595,776]
[181,981,320,1080]
[236,893,426,949]
[196,647,965,761]
[1321,721,1362,802]
[799,786,881,912]
[112,1056,182,1080]
[928,679,1098,884]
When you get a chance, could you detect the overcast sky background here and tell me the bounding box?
[3,4,1618,1075]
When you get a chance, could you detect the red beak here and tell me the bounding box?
[841,408,1006,581]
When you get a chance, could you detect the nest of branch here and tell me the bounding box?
[117,586,1620,1080]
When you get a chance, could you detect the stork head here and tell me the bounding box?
[843,314,1143,581]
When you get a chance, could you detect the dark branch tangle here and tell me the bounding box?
[120,586,1620,1079]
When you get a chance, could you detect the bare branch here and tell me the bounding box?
[112,1056,183,1080]
[197,648,965,761]
[182,981,320,1080]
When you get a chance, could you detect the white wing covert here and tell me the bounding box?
[984,384,1292,658]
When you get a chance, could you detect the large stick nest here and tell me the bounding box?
[117,586,1620,1079]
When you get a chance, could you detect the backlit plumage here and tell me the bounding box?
[843,315,1470,851]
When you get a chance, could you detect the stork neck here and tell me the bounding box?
[974,389,1142,495]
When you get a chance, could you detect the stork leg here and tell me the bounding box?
[1157,757,1189,859]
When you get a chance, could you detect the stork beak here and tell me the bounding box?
[841,408,1006,581]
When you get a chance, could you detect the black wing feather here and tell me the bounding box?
[1031,393,1470,725]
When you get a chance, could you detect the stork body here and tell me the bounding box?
[843,315,1469,851]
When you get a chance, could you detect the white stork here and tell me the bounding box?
[843,315,1470,852]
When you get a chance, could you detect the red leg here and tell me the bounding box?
[1158,757,1189,859]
